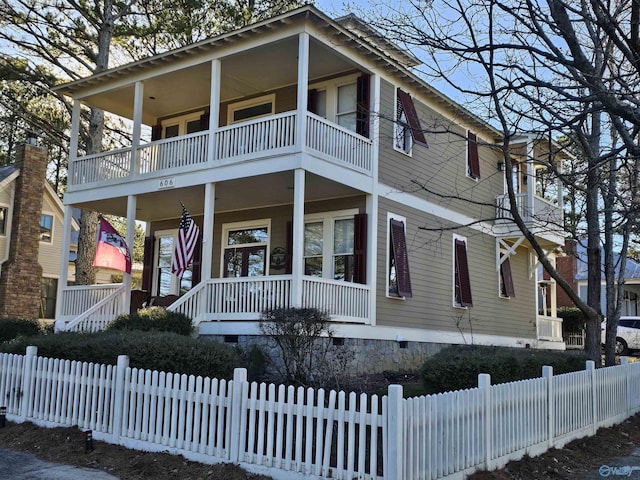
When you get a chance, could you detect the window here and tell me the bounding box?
[387,213,412,298]
[467,131,480,179]
[228,94,275,124]
[154,230,193,296]
[222,220,269,277]
[40,277,58,319]
[0,206,7,235]
[303,210,361,282]
[395,88,428,154]
[336,83,357,132]
[160,111,206,139]
[454,236,473,307]
[40,214,53,242]
[499,253,516,298]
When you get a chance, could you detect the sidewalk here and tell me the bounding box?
[0,448,119,480]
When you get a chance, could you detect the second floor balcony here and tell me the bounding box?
[68,111,373,192]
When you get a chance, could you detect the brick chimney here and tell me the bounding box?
[0,144,47,319]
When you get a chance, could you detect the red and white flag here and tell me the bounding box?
[93,216,132,274]
[171,203,200,279]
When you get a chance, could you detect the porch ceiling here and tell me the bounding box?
[73,172,360,221]
[80,37,357,124]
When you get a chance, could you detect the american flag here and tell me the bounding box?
[171,203,200,279]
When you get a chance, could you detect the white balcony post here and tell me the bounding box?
[296,32,309,150]
[202,182,215,281]
[292,169,305,307]
[526,137,535,222]
[55,204,74,332]
[68,100,81,185]
[124,195,137,303]
[367,74,381,326]
[131,81,144,175]
[209,59,221,163]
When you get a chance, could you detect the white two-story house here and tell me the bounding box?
[53,6,566,356]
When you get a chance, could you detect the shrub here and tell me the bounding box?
[420,345,588,393]
[557,307,586,332]
[0,318,42,343]
[0,331,237,379]
[106,307,193,336]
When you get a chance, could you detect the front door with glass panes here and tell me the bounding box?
[154,230,193,296]
[222,222,269,277]
[304,211,355,282]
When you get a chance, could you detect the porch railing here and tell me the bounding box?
[495,193,563,227]
[67,111,373,189]
[302,277,370,321]
[537,315,563,342]
[57,284,127,332]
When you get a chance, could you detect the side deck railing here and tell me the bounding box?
[56,284,127,332]
[67,111,373,190]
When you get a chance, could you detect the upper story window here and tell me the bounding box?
[453,235,473,307]
[40,214,53,243]
[394,88,428,154]
[387,213,412,298]
[228,94,275,124]
[159,111,206,139]
[467,131,480,179]
[0,206,7,235]
[336,82,357,131]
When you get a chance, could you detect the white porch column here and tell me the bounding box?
[124,195,137,310]
[208,59,221,163]
[296,32,309,150]
[291,169,306,307]
[367,73,381,326]
[68,100,81,183]
[131,81,144,175]
[202,182,216,281]
[54,205,74,332]
[526,137,535,222]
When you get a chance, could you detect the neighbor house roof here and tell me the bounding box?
[574,242,640,282]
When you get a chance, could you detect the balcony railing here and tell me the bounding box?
[495,193,563,234]
[67,112,373,190]
[537,315,563,342]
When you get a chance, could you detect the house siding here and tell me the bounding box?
[377,79,504,222]
[37,194,65,278]
[376,196,537,341]
[0,186,10,263]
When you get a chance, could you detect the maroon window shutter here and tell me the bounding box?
[308,89,318,114]
[191,232,202,286]
[390,218,412,297]
[356,74,370,138]
[285,221,293,274]
[397,89,428,147]
[500,255,516,298]
[467,131,480,179]
[455,239,473,307]
[354,213,368,284]
[141,236,155,293]
[151,124,162,141]
[200,112,210,131]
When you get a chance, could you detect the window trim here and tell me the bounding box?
[220,219,271,277]
[39,212,54,243]
[304,209,359,281]
[453,234,473,308]
[153,229,186,296]
[387,212,412,299]
[467,130,481,180]
[227,94,275,124]
[0,204,8,236]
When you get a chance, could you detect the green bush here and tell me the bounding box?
[106,307,193,336]
[557,307,586,332]
[0,331,237,379]
[0,318,43,343]
[421,345,588,393]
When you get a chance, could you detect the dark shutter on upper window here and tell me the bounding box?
[353,213,367,284]
[200,112,210,131]
[191,232,202,286]
[356,74,370,138]
[141,236,155,293]
[397,88,428,147]
[455,239,473,307]
[467,131,480,179]
[285,221,293,275]
[500,256,516,298]
[308,89,318,114]
[390,218,412,297]
[151,124,162,141]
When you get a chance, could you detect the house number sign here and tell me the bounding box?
[158,177,175,189]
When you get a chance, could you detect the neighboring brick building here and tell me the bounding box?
[555,240,579,309]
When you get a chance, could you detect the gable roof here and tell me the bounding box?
[574,242,640,282]
[0,165,20,190]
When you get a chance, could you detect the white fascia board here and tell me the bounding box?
[380,182,496,235]
[198,320,538,348]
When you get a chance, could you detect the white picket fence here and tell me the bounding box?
[1,347,639,480]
